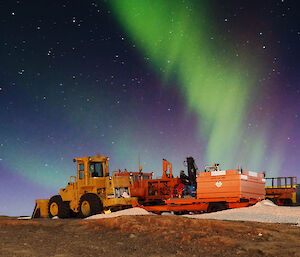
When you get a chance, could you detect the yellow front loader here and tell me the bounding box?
[32,154,137,218]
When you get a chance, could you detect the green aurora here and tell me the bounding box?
[109,0,281,173]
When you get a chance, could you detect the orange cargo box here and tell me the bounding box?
[197,170,265,202]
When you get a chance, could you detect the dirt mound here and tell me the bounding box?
[0,220,39,227]
[82,215,300,256]
[86,207,153,219]
[82,216,262,252]
[1,216,300,256]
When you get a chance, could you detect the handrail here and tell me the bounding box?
[265,176,297,188]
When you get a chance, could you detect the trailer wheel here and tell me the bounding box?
[207,202,227,213]
[283,198,293,206]
[48,195,70,218]
[79,193,103,218]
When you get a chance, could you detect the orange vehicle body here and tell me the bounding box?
[265,177,297,206]
[114,159,180,204]
[197,170,265,201]
[138,168,266,213]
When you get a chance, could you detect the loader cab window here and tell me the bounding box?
[90,162,103,177]
[79,163,84,179]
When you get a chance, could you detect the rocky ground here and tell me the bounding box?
[1,215,300,257]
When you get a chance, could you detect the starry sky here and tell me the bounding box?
[1,0,300,216]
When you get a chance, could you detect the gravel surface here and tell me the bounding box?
[2,216,300,257]
[86,207,153,219]
[184,200,300,225]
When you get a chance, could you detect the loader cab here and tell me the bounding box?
[74,155,110,181]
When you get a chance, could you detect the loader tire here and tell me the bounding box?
[79,193,103,218]
[48,195,70,218]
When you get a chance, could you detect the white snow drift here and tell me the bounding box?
[184,200,300,225]
[86,207,153,219]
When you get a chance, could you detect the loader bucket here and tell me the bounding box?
[32,199,49,218]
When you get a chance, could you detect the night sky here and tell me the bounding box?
[1,0,300,216]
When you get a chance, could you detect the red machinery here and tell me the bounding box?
[114,159,180,204]
[133,158,266,213]
[115,157,266,213]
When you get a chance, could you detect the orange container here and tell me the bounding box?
[197,170,265,201]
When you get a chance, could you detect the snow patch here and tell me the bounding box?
[184,200,300,225]
[86,207,154,219]
[17,216,32,220]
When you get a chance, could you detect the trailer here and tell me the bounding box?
[136,164,266,213]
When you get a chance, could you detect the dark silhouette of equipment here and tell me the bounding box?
[186,157,198,187]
